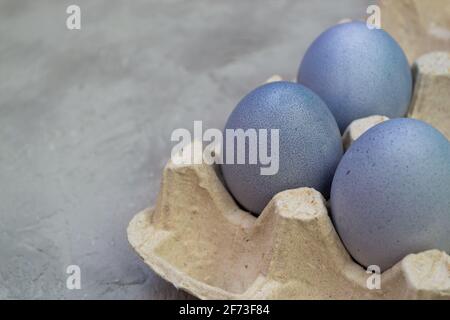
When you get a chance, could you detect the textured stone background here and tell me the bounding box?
[0,0,369,299]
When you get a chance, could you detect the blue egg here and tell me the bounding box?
[297,21,413,132]
[221,81,343,214]
[331,118,450,271]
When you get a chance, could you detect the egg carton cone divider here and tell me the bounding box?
[127,140,450,299]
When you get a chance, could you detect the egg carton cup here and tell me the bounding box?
[128,53,450,299]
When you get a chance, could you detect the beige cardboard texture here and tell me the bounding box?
[127,116,450,299]
[342,115,390,150]
[408,52,450,139]
[380,0,450,64]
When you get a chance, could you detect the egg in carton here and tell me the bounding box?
[127,68,450,299]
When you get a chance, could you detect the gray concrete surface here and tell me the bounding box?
[0,0,370,299]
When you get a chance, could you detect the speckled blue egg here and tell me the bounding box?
[221,81,343,214]
[297,21,413,132]
[331,118,450,271]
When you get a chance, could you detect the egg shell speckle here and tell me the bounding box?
[298,21,413,132]
[330,118,450,271]
[221,81,343,214]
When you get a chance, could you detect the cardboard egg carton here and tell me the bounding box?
[128,117,449,299]
[127,139,449,299]
[128,49,450,299]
